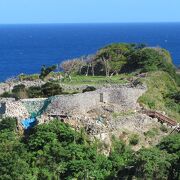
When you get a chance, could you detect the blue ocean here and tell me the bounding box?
[0,23,180,81]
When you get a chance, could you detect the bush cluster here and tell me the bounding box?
[0,118,179,179]
[1,82,63,99]
[129,134,139,145]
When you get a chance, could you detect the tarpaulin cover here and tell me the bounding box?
[21,118,36,129]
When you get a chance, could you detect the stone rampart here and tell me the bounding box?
[0,85,146,121]
[45,86,146,116]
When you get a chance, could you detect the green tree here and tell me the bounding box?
[0,117,17,132]
[96,44,132,76]
[41,82,62,97]
[158,134,180,179]
[134,147,176,179]
[39,65,57,80]
[108,137,133,178]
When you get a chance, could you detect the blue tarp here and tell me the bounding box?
[21,118,37,129]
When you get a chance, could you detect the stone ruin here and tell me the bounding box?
[45,86,146,116]
[0,85,146,130]
[0,84,172,154]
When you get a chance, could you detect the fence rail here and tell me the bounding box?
[142,110,178,127]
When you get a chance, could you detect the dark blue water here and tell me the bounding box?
[0,23,180,81]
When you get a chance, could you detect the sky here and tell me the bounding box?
[0,0,179,24]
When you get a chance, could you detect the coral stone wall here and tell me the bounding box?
[45,86,146,116]
[45,91,100,115]
[104,87,145,110]
[0,98,29,120]
[21,98,47,116]
[0,86,146,121]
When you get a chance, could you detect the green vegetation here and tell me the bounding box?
[129,134,139,145]
[60,74,130,85]
[41,82,62,97]
[0,117,17,131]
[0,84,28,99]
[112,110,135,118]
[144,128,159,138]
[160,125,168,133]
[39,65,57,80]
[60,43,176,78]
[0,117,179,179]
[27,86,43,98]
[139,71,180,121]
[19,73,39,81]
[132,147,177,179]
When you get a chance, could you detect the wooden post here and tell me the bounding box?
[100,93,103,102]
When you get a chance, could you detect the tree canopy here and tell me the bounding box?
[60,43,177,79]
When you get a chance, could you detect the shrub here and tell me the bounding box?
[12,84,26,93]
[0,117,17,131]
[144,128,159,138]
[175,73,180,86]
[27,86,43,98]
[168,91,180,104]
[129,134,139,145]
[41,82,62,97]
[12,84,28,99]
[132,78,143,86]
[82,86,96,93]
[160,125,168,133]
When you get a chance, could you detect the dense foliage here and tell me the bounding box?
[0,118,179,179]
[60,43,177,79]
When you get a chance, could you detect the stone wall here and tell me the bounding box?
[45,86,146,116]
[102,87,145,111]
[0,98,29,120]
[21,98,47,116]
[0,85,146,122]
[45,91,100,115]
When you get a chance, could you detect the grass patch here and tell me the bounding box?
[144,128,159,138]
[59,74,131,86]
[18,74,40,81]
[138,71,180,121]
[112,110,135,118]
